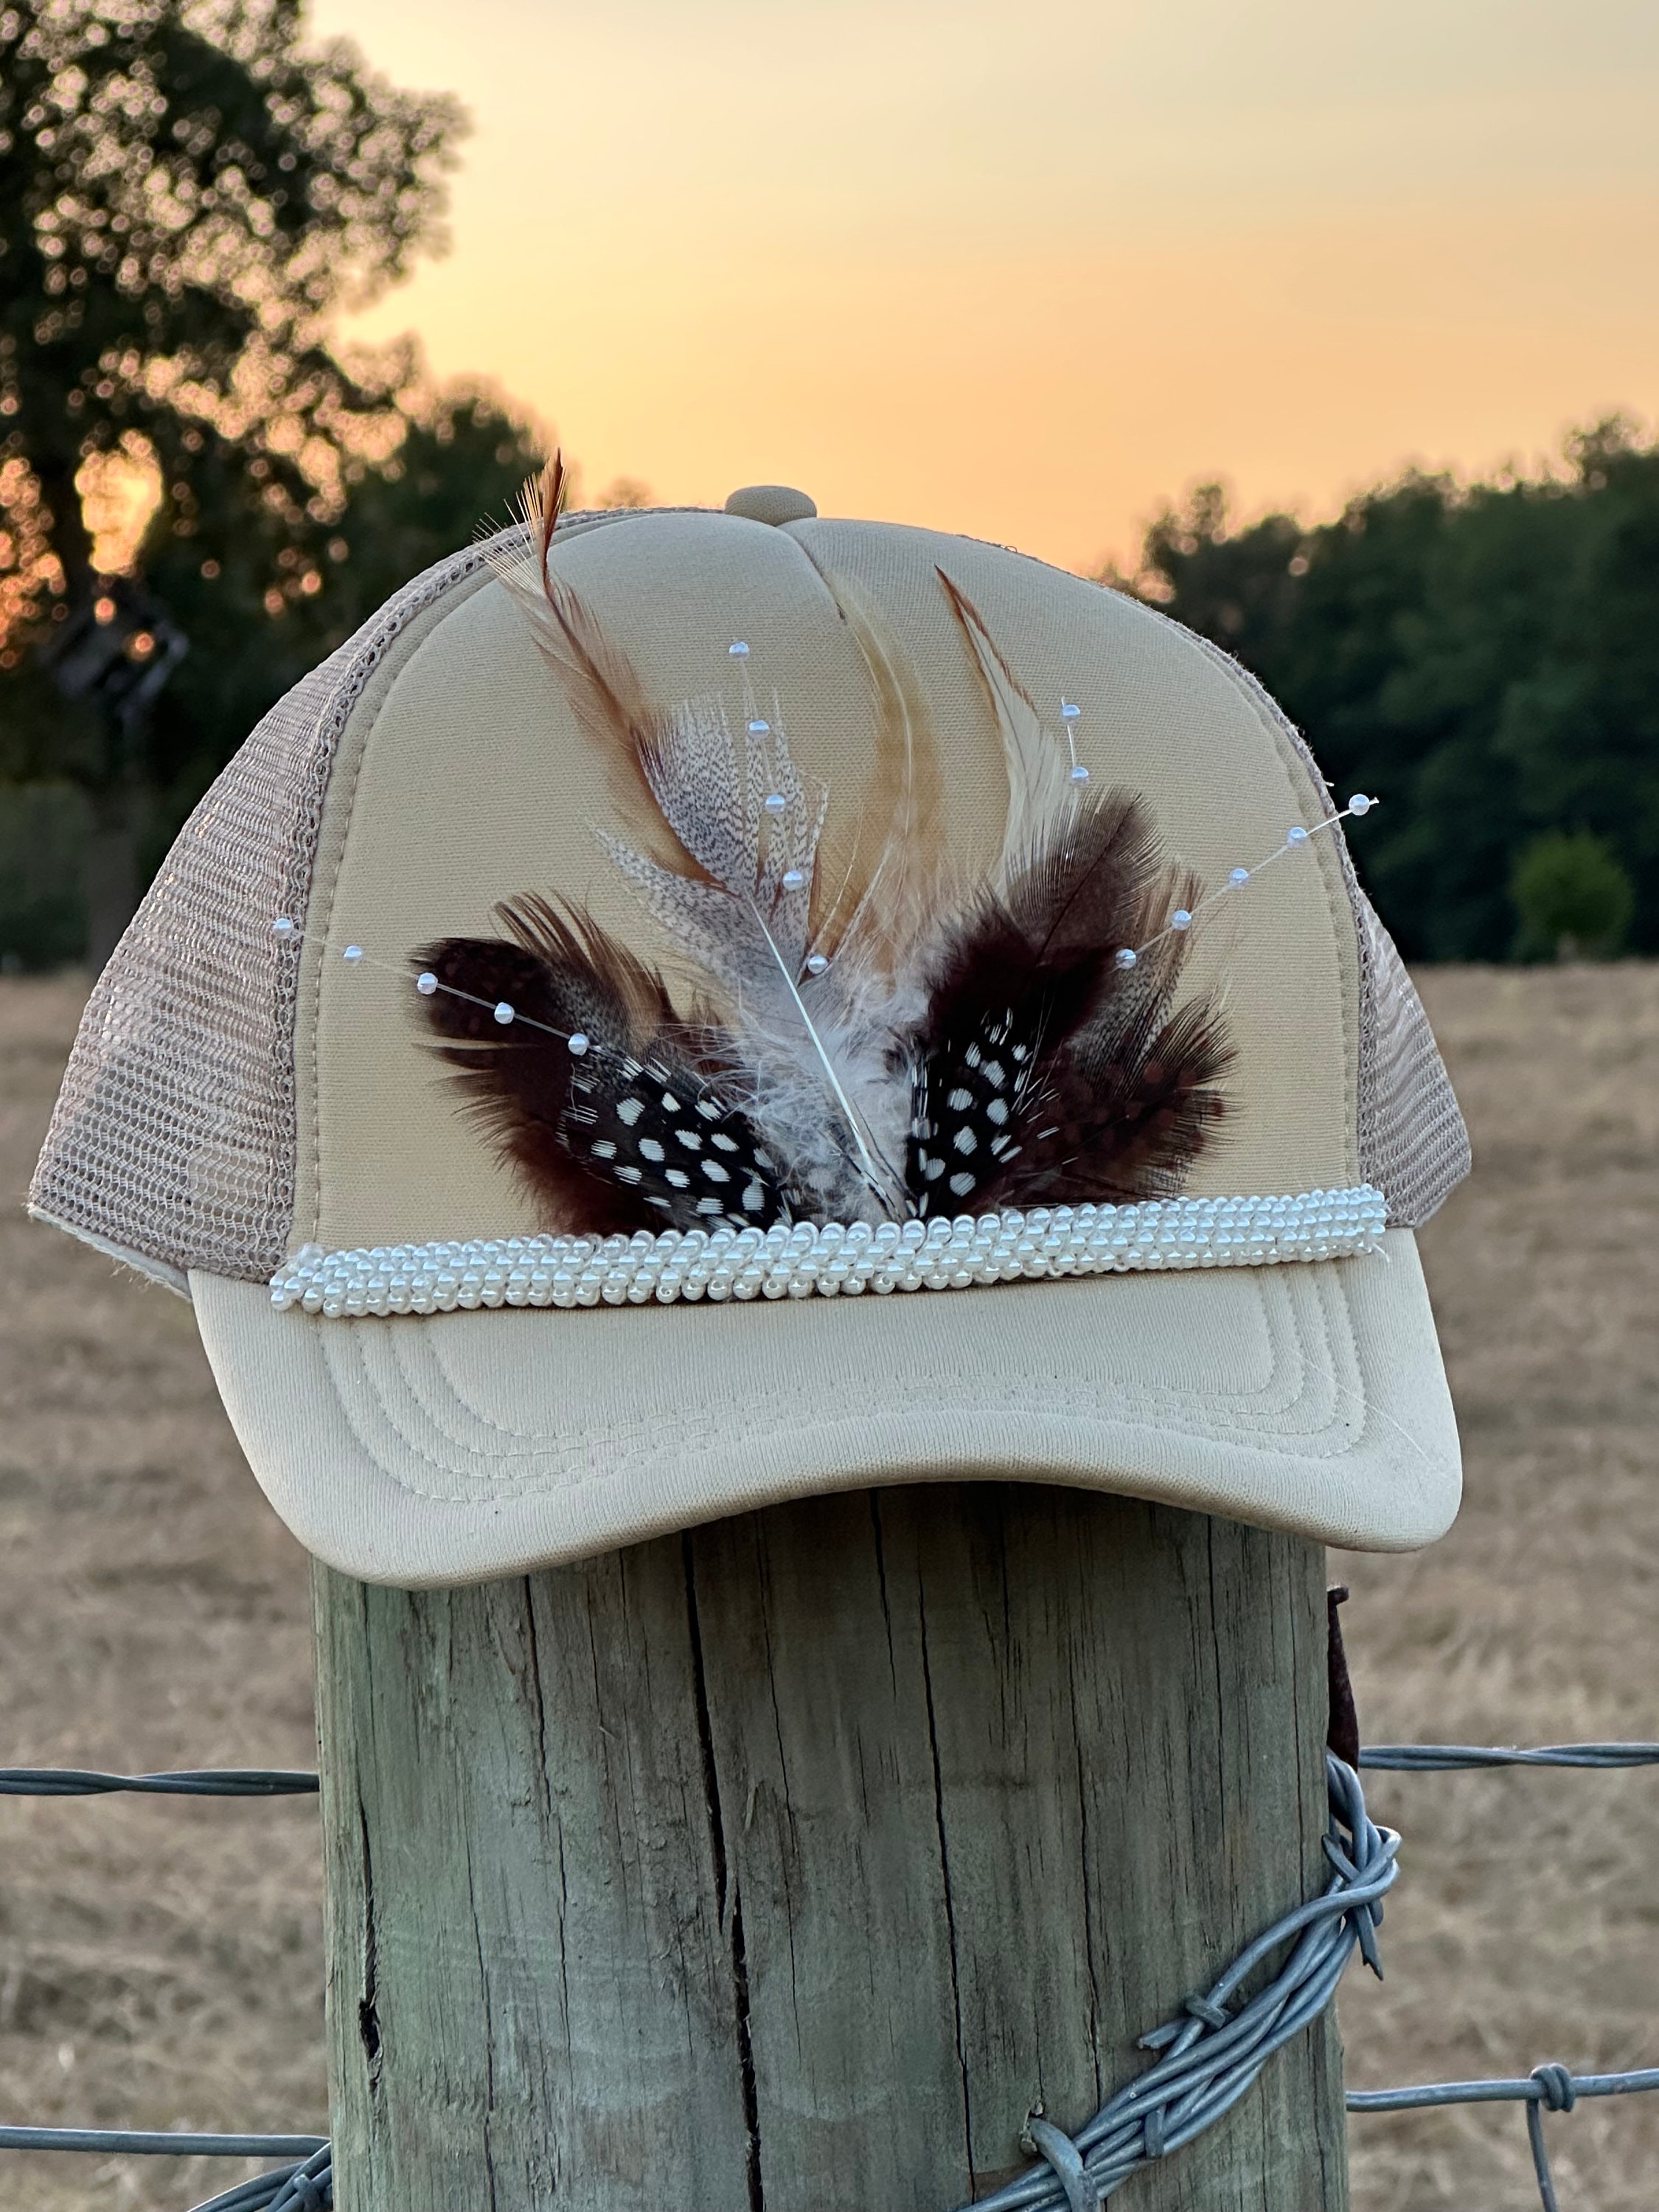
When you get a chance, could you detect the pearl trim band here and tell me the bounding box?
[269,1187,1387,1318]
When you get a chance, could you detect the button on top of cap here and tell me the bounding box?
[724,484,818,525]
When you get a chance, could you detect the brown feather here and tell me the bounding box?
[989,992,1234,1208]
[901,787,1232,1214]
[416,897,793,1236]
[490,459,689,872]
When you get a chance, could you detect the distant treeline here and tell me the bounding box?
[3,417,1654,972]
[1115,419,1658,964]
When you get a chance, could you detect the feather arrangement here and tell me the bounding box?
[418,468,1233,1238]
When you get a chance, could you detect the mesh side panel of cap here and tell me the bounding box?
[1179,627,1470,1228]
[1353,892,1470,1224]
[29,539,509,1288]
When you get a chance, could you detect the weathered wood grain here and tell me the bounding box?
[313,1486,1346,2210]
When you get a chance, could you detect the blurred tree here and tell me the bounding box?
[0,378,542,967]
[1511,830,1635,960]
[0,779,90,967]
[594,475,653,511]
[0,0,465,960]
[1119,420,1659,962]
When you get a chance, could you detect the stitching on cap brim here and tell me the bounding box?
[192,1231,1460,1583]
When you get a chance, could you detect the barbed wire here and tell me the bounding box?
[3,1743,1655,2211]
[189,2147,332,2212]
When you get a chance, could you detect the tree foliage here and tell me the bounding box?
[0,0,545,962]
[1511,830,1634,961]
[0,0,463,632]
[1120,420,1659,962]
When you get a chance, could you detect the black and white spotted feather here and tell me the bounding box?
[417,897,793,1237]
[901,786,1229,1214]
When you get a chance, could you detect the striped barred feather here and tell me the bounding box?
[417,897,793,1237]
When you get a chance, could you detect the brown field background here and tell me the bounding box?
[0,964,1655,2211]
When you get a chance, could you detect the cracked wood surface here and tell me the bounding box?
[313,1485,1346,2210]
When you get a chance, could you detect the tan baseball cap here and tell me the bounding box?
[31,482,1468,1587]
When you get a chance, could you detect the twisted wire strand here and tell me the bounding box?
[3,1742,1652,1801]
[1360,1742,1659,1771]
[6,1740,1654,1801]
[188,2146,333,2212]
[0,2130,326,2157]
[958,1754,1397,2211]
[0,1769,318,1797]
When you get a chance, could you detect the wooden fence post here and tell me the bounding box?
[312,1484,1346,2211]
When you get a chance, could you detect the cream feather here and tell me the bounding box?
[936,568,1079,893]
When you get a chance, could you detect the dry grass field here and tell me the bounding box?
[0,964,1655,2211]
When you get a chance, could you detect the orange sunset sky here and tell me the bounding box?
[312,0,1659,574]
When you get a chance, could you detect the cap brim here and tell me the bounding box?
[192,1230,1458,1587]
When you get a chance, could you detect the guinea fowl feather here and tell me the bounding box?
[417,897,793,1236]
[902,790,1227,1214]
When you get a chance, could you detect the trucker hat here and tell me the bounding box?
[30,476,1469,1587]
